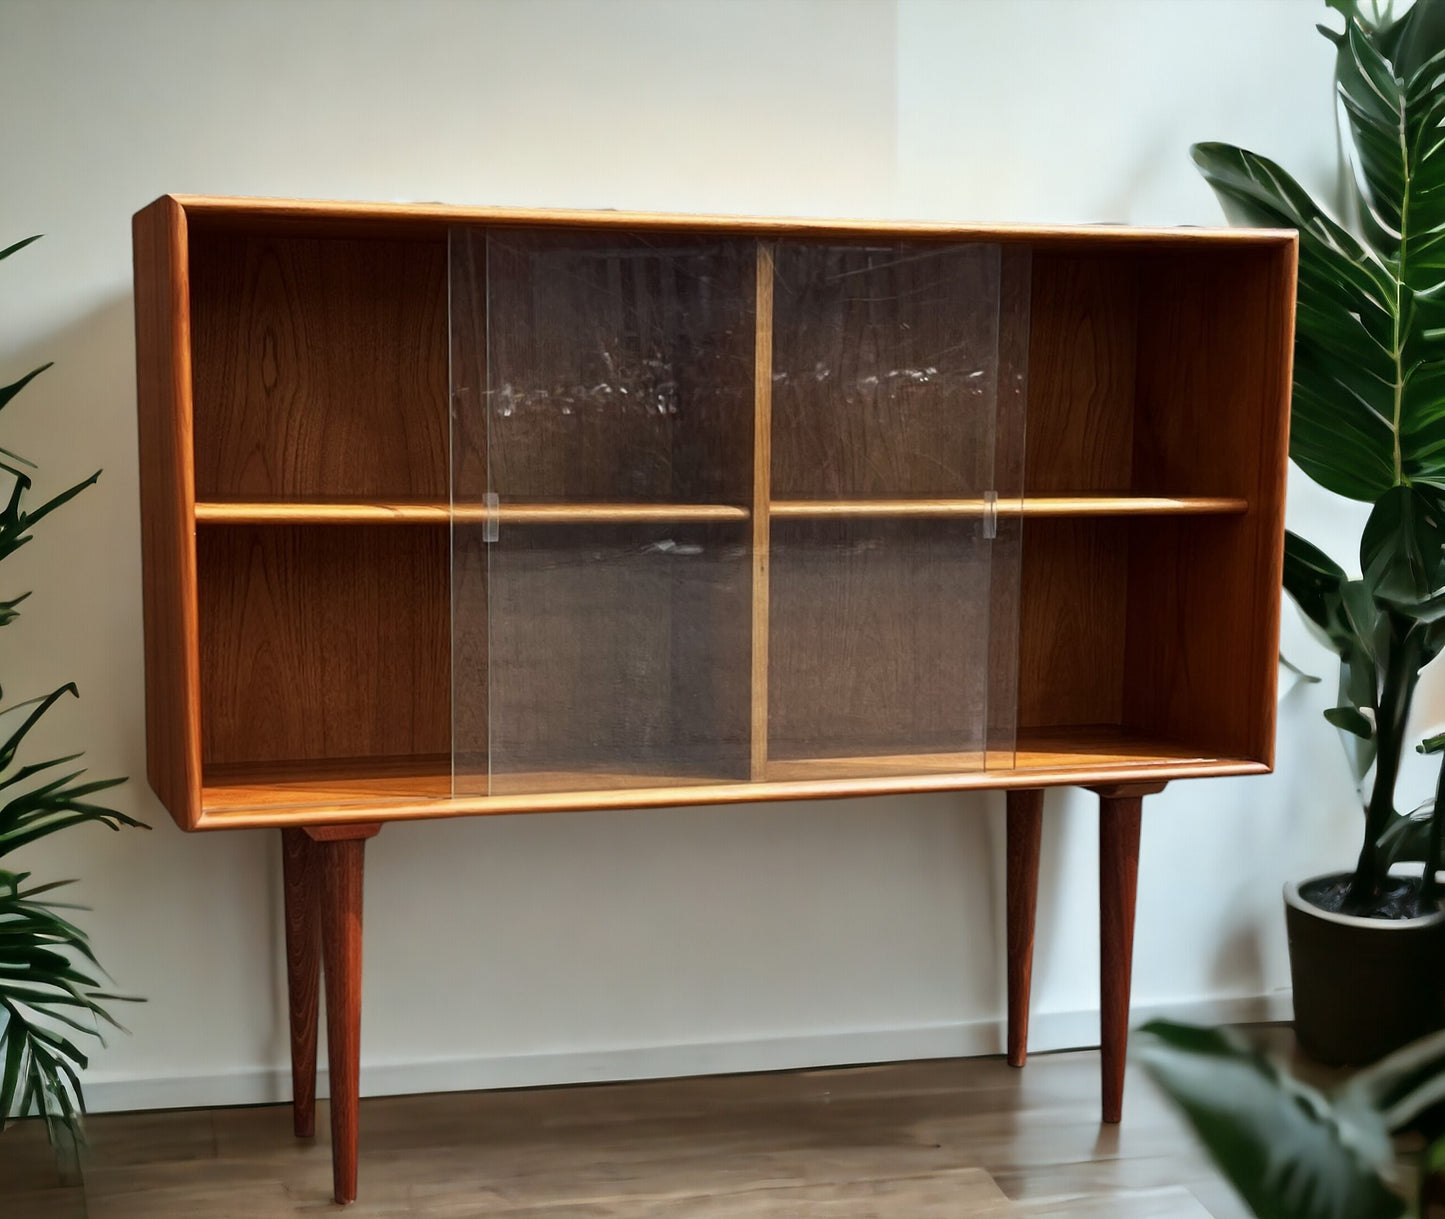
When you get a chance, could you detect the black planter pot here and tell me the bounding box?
[1285,873,1445,1066]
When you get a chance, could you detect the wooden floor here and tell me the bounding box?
[2,1047,1256,1218]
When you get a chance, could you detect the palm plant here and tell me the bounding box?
[0,233,143,1160]
[1192,0,1445,913]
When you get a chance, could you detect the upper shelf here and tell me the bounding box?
[770,496,1249,520]
[194,500,751,525]
[194,495,1249,525]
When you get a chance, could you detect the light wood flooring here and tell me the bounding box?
[2,1046,1258,1218]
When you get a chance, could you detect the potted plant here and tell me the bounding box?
[0,233,143,1166]
[1138,1018,1445,1219]
[1193,0,1445,1064]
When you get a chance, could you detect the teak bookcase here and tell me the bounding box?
[133,194,1296,1204]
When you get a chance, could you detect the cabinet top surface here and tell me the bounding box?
[147,193,1297,248]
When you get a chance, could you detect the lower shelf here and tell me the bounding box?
[197,726,1266,827]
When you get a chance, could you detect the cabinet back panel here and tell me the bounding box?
[197,525,450,768]
[768,518,994,760]
[473,522,752,792]
[1017,518,1129,729]
[189,234,449,499]
[1025,255,1138,494]
[771,243,1004,499]
[457,229,756,505]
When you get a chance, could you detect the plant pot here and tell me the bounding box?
[1285,874,1445,1066]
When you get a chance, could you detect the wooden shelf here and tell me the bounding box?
[769,496,1249,520]
[195,496,1243,526]
[194,500,751,525]
[197,726,1264,825]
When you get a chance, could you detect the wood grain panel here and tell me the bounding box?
[1017,519,1129,729]
[279,829,320,1139]
[133,196,202,830]
[771,242,1003,499]
[195,725,1266,828]
[480,230,755,505]
[189,234,448,499]
[1097,788,1145,1124]
[1123,246,1295,762]
[768,518,992,761]
[317,835,367,1204]
[486,523,751,790]
[196,525,449,768]
[1006,789,1044,1067]
[449,227,489,499]
[172,191,1294,249]
[751,243,774,780]
[1024,256,1138,494]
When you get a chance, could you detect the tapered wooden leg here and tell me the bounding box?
[1006,789,1044,1068]
[311,824,380,1206]
[1091,783,1160,1124]
[281,829,321,1139]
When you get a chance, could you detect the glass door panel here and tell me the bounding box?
[763,241,1028,779]
[449,228,755,796]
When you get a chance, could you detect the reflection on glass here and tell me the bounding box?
[450,228,754,795]
[448,229,1028,798]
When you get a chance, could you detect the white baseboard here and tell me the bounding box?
[80,991,1293,1115]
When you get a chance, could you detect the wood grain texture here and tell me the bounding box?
[768,518,992,762]
[1017,520,1129,729]
[171,192,1294,249]
[1016,255,1139,735]
[133,195,203,830]
[189,233,448,499]
[1096,790,1144,1125]
[480,229,755,505]
[770,242,1002,500]
[11,1042,1281,1217]
[280,829,320,1139]
[194,727,1263,827]
[1123,247,1295,764]
[196,524,449,768]
[1023,256,1138,495]
[1006,790,1044,1068]
[751,243,774,781]
[485,523,751,792]
[196,500,751,525]
[770,496,1246,519]
[196,496,1243,524]
[318,835,367,1205]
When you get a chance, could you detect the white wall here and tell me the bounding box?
[0,0,1383,1112]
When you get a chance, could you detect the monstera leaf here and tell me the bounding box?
[1193,1,1445,502]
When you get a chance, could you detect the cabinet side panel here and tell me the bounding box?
[133,198,202,829]
[1123,245,1294,762]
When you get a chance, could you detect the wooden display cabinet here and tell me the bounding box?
[133,195,1295,1204]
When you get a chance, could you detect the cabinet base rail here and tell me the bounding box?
[281,785,1156,1204]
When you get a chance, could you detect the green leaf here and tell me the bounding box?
[1326,705,1376,738]
[1137,1020,1405,1219]
[0,363,51,414]
[1381,800,1433,865]
[0,235,41,262]
[1280,652,1323,683]
[1361,484,1445,609]
[1283,531,1353,651]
